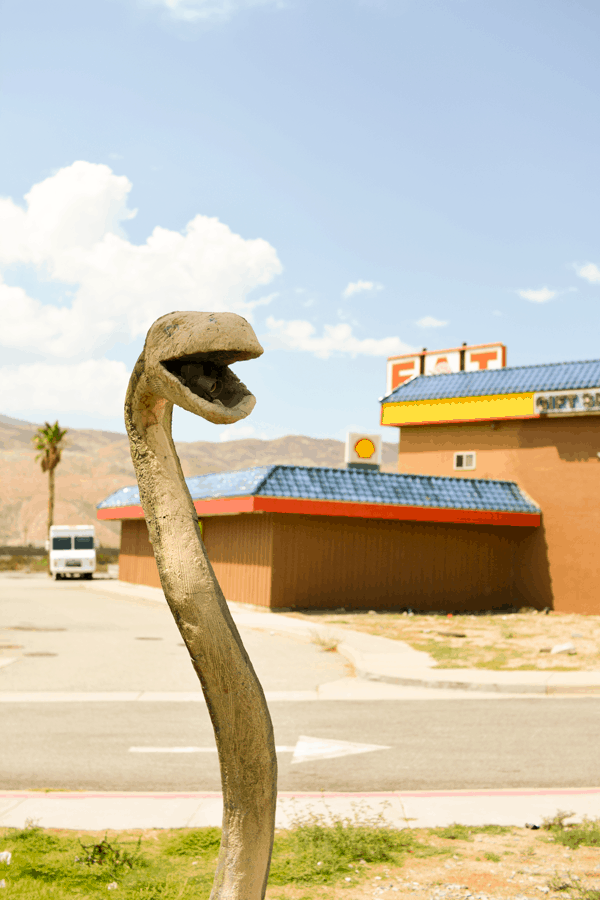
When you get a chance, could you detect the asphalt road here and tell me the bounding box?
[3,698,600,792]
[2,575,599,794]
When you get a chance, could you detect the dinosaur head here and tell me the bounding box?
[143,311,264,425]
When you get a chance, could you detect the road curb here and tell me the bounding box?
[86,579,600,697]
[2,789,600,830]
[353,669,600,695]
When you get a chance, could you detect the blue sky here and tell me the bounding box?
[0,0,599,444]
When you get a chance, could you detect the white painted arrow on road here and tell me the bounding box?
[129,735,390,764]
[290,735,390,764]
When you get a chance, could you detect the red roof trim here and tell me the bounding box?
[253,496,539,526]
[193,496,255,516]
[98,495,539,527]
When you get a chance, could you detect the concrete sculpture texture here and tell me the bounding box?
[124,311,277,899]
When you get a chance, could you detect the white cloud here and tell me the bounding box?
[218,424,261,442]
[342,280,383,299]
[218,423,274,442]
[0,360,129,417]
[576,263,600,284]
[0,161,282,358]
[517,287,557,303]
[415,315,448,328]
[245,291,278,311]
[265,317,412,359]
[218,419,288,442]
[143,0,284,23]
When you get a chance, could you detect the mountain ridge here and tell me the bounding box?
[0,415,398,547]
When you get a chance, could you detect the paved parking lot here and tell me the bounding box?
[0,574,348,693]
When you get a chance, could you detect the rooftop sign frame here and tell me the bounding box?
[386,342,506,395]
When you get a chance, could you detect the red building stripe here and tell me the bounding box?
[252,496,539,526]
[98,495,539,527]
[193,496,255,516]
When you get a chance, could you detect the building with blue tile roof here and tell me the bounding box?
[98,464,540,517]
[97,342,600,614]
[384,358,600,405]
[98,463,541,612]
[382,358,600,427]
[380,353,600,615]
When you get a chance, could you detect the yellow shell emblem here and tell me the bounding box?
[354,438,376,459]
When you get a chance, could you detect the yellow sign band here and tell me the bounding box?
[381,392,535,426]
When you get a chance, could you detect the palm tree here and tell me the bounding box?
[32,421,68,570]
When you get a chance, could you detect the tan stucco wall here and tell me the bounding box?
[394,415,600,614]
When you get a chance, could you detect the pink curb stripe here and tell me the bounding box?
[2,788,600,801]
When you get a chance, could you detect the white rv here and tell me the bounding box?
[47,525,96,580]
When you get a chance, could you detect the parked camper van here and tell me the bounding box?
[47,525,96,580]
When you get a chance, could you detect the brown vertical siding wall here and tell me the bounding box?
[119,519,161,588]
[118,510,533,612]
[396,416,600,613]
[118,515,275,603]
[202,513,274,607]
[270,513,529,612]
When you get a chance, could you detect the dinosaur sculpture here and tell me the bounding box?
[124,311,277,900]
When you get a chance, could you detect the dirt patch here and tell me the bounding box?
[293,610,600,671]
[266,826,600,899]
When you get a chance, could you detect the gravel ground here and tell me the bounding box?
[267,826,600,899]
[293,610,600,671]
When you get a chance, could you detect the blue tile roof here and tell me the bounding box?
[98,465,539,515]
[97,467,273,511]
[383,358,600,403]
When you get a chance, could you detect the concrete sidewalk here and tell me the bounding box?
[87,579,600,696]
[2,788,600,831]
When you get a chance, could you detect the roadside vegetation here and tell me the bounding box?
[296,608,600,671]
[0,551,117,573]
[0,556,48,573]
[2,815,600,899]
[542,810,600,850]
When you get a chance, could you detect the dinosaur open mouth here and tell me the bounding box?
[161,352,251,410]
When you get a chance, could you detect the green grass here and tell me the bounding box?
[429,824,512,841]
[268,808,443,885]
[412,636,581,672]
[542,812,600,849]
[550,874,600,900]
[162,828,221,859]
[0,813,452,897]
[414,640,469,667]
[0,825,213,899]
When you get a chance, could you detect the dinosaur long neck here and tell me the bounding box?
[125,357,277,900]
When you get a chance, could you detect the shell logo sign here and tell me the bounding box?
[354,438,376,459]
[345,432,382,468]
[386,343,506,395]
